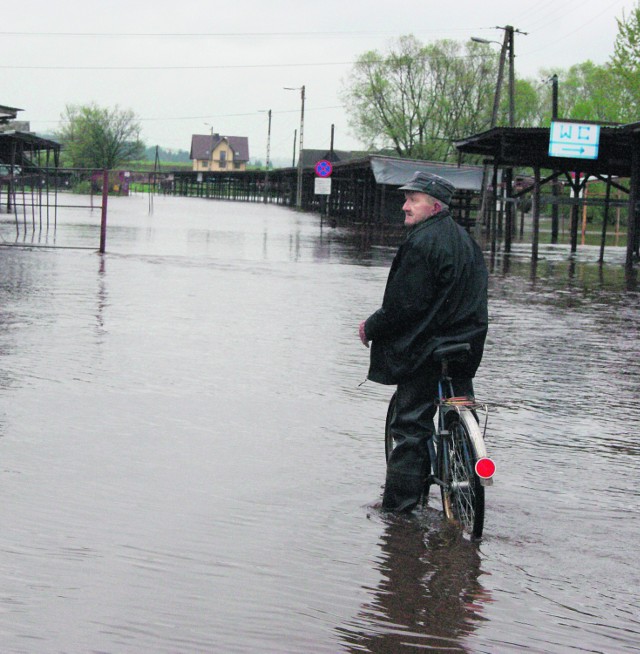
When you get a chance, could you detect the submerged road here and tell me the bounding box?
[0,194,638,652]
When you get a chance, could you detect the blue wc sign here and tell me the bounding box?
[549,121,600,160]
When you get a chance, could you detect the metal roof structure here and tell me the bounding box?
[454,124,637,178]
[454,123,640,267]
[0,130,60,169]
[0,105,23,124]
[299,148,355,168]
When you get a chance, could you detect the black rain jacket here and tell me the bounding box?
[364,210,488,385]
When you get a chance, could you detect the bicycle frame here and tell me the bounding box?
[429,374,494,485]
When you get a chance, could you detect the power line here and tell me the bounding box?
[0,52,499,71]
[509,0,559,23]
[0,27,493,38]
[0,49,500,72]
[141,106,343,122]
[33,105,345,125]
[519,0,625,60]
[0,61,356,71]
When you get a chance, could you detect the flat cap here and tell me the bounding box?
[398,171,456,205]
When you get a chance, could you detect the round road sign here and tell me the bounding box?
[315,160,333,178]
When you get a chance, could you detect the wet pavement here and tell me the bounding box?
[1,194,639,653]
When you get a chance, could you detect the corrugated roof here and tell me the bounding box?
[299,148,356,167]
[368,155,484,191]
[454,125,636,178]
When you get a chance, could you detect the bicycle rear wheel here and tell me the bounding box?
[439,409,485,538]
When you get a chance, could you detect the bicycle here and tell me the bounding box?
[384,342,495,538]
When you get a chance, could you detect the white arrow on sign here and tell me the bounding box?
[549,121,600,160]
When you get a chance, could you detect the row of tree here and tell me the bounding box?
[340,3,640,161]
[53,4,640,169]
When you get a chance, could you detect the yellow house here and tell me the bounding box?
[190,133,250,172]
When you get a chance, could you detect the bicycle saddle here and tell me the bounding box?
[432,343,471,362]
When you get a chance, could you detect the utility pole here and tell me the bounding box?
[284,84,306,207]
[285,85,305,207]
[472,26,526,243]
[491,29,509,129]
[265,109,272,170]
[550,74,560,243]
[493,24,527,128]
[297,85,305,208]
[261,109,272,204]
[504,26,514,251]
[292,129,297,168]
[507,26,516,128]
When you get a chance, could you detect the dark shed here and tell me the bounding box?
[454,123,640,266]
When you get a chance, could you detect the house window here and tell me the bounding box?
[234,162,241,170]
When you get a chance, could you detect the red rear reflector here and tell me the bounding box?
[475,458,496,479]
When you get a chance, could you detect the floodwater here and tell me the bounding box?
[1,194,639,653]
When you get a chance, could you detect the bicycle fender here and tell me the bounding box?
[460,409,494,487]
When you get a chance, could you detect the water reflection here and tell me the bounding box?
[338,513,490,653]
[95,255,108,341]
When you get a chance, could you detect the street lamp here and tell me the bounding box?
[472,27,526,246]
[472,28,520,235]
[470,36,500,45]
[471,34,507,233]
[284,85,305,208]
[471,34,509,128]
[258,110,272,170]
[473,26,526,127]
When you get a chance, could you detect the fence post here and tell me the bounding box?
[99,169,108,254]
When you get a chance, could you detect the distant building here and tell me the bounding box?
[0,104,23,126]
[190,133,250,172]
[0,102,59,171]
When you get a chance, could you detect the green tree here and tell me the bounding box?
[506,78,546,127]
[341,35,498,161]
[57,103,144,169]
[539,62,627,124]
[611,2,640,119]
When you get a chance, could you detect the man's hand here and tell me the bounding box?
[359,321,370,348]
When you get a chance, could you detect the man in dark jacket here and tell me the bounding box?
[359,171,488,512]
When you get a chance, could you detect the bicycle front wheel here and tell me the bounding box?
[384,392,397,463]
[439,409,485,538]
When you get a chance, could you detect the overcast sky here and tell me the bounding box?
[1,0,636,164]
